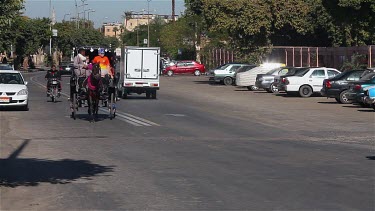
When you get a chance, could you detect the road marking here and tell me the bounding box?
[30,75,159,127]
[165,114,186,117]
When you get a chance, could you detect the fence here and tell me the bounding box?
[201,48,236,70]
[265,46,374,69]
[200,46,375,70]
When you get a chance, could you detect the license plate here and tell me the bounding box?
[65,67,71,71]
[52,81,58,85]
[0,97,10,103]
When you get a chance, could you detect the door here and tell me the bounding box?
[142,49,159,79]
[184,61,196,73]
[175,62,186,74]
[309,69,326,92]
[125,49,143,79]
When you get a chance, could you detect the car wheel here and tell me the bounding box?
[223,77,233,86]
[194,70,201,76]
[22,104,29,111]
[299,85,313,97]
[372,104,375,111]
[248,85,259,91]
[270,83,278,93]
[167,70,174,77]
[339,90,352,104]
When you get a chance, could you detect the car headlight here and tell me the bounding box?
[17,89,28,95]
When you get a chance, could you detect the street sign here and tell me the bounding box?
[52,29,58,37]
[144,39,148,45]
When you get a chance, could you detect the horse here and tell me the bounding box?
[85,63,102,121]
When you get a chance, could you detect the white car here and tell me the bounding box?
[0,70,29,110]
[283,67,340,97]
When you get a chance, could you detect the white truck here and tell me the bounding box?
[118,46,160,99]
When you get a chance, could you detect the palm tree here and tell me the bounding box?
[113,27,119,38]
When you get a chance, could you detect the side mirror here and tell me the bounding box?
[25,81,28,86]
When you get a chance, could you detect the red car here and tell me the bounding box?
[163,60,206,76]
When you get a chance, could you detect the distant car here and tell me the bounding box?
[274,67,310,92]
[320,70,365,104]
[59,61,74,75]
[255,67,294,93]
[213,63,256,85]
[0,70,29,110]
[283,67,340,97]
[0,64,14,71]
[163,60,205,76]
[363,85,375,110]
[346,72,375,107]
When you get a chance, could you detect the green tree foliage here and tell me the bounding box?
[0,0,24,52]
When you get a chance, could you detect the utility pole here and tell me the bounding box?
[49,0,52,55]
[172,0,175,21]
[147,0,151,47]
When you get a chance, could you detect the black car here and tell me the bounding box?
[320,70,365,104]
[59,61,74,75]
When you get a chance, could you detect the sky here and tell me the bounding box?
[23,0,186,28]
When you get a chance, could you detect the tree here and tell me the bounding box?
[0,0,24,52]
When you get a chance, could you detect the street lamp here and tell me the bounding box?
[147,0,151,47]
[63,13,71,21]
[87,9,95,26]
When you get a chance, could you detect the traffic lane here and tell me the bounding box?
[33,73,288,139]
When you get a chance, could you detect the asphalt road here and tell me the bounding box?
[1,72,374,210]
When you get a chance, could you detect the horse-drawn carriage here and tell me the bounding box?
[70,46,118,121]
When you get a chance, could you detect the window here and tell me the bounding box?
[279,68,289,75]
[185,62,194,66]
[107,29,110,32]
[229,66,242,72]
[310,69,325,78]
[177,62,185,67]
[327,70,339,78]
[346,71,363,81]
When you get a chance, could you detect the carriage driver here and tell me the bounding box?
[92,48,113,79]
[72,48,91,94]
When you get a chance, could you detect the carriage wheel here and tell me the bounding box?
[72,94,77,120]
[109,92,115,120]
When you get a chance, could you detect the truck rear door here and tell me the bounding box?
[125,47,159,79]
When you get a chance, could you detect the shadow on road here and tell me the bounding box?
[357,109,374,112]
[317,102,339,104]
[0,107,27,112]
[366,156,375,160]
[193,81,221,86]
[74,113,109,122]
[0,139,114,188]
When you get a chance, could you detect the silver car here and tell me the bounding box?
[255,67,292,93]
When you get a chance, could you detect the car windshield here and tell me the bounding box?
[0,73,24,84]
[0,65,13,70]
[360,72,375,80]
[293,68,311,76]
[265,67,283,75]
[218,64,230,70]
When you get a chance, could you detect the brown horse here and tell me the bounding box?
[86,64,102,121]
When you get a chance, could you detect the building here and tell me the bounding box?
[102,22,123,38]
[124,14,177,32]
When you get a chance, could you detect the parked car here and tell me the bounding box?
[363,85,375,110]
[236,63,285,91]
[346,72,375,107]
[0,70,28,110]
[255,67,294,93]
[212,63,256,85]
[283,67,341,97]
[0,64,14,71]
[274,67,309,92]
[59,61,74,75]
[163,60,205,76]
[320,70,365,104]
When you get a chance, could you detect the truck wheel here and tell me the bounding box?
[299,85,313,97]
[151,90,157,99]
[223,77,233,86]
[167,70,174,77]
[194,70,201,76]
[146,91,151,99]
[122,91,128,99]
[339,90,352,104]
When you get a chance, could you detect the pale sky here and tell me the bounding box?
[23,0,186,27]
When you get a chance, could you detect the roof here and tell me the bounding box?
[0,70,20,74]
